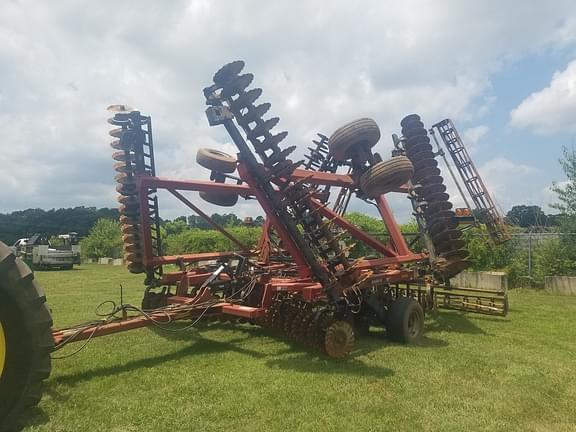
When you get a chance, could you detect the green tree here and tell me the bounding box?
[505,205,549,227]
[551,146,576,215]
[163,227,262,255]
[163,218,190,236]
[188,215,211,229]
[80,218,123,259]
[0,206,119,245]
[342,212,421,258]
[254,216,265,226]
[550,146,576,273]
[463,226,517,270]
[533,238,576,279]
[345,212,386,234]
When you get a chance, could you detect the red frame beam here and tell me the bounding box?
[375,195,411,256]
[137,167,422,268]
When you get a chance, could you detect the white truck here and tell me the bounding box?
[11,233,81,270]
[10,237,29,253]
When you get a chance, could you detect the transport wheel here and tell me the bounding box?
[359,156,414,198]
[324,320,355,358]
[328,118,381,161]
[386,297,424,343]
[0,242,53,431]
[199,191,239,207]
[196,148,237,173]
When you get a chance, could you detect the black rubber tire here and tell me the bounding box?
[328,118,381,161]
[359,156,414,198]
[0,242,53,432]
[400,113,422,129]
[386,297,424,344]
[196,148,237,173]
[199,191,239,207]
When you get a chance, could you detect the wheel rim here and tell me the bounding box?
[407,311,420,338]
[0,320,6,379]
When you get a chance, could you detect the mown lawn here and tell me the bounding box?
[21,264,576,431]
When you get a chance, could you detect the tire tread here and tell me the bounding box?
[0,242,53,431]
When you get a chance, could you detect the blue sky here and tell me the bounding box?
[482,50,575,168]
[1,0,575,221]
[465,45,576,213]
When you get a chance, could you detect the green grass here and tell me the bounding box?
[21,264,576,432]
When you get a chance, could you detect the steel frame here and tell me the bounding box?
[138,162,424,269]
[51,146,509,348]
[51,159,436,346]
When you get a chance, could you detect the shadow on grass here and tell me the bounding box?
[151,320,451,361]
[426,311,487,335]
[265,354,394,378]
[153,322,394,377]
[348,333,449,360]
[50,311,480,393]
[21,405,51,429]
[150,321,269,341]
[48,336,265,390]
[22,335,267,428]
[34,266,86,272]
[468,314,511,324]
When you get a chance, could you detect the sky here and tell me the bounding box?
[1,0,576,222]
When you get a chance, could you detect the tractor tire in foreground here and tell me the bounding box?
[0,242,53,432]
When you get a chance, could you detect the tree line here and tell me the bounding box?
[0,207,265,246]
[504,205,560,228]
[0,203,558,248]
[0,207,119,245]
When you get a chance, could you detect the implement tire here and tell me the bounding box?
[328,118,381,161]
[386,297,424,344]
[196,148,237,173]
[199,191,239,207]
[0,242,53,431]
[359,156,414,198]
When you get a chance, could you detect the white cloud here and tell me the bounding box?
[429,156,552,218]
[476,157,541,212]
[510,60,576,134]
[461,125,489,154]
[0,0,575,219]
[549,17,576,49]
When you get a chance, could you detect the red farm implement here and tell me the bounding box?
[0,61,509,430]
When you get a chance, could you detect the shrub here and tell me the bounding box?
[80,219,122,259]
[533,238,576,279]
[163,227,262,255]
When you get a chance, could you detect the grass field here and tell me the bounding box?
[20,264,576,432]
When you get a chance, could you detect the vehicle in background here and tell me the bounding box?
[14,232,81,270]
[9,237,29,254]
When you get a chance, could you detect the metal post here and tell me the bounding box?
[528,229,532,278]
